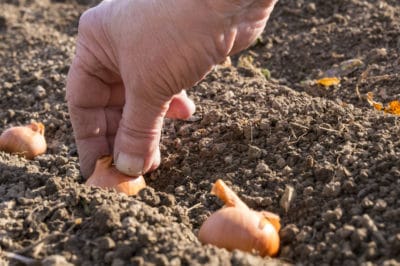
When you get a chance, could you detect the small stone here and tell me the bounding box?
[111,258,125,266]
[7,109,15,118]
[42,255,73,266]
[322,207,343,222]
[306,2,316,13]
[282,165,292,175]
[280,224,299,244]
[130,256,144,266]
[255,161,271,173]
[373,199,387,212]
[365,241,378,259]
[303,186,314,196]
[224,90,235,100]
[177,124,192,136]
[322,181,341,197]
[96,236,116,250]
[34,85,47,99]
[247,145,262,159]
[382,260,400,266]
[4,82,12,89]
[174,185,186,196]
[224,155,233,164]
[362,197,374,209]
[276,157,286,169]
[367,48,387,62]
[296,226,313,242]
[337,224,355,239]
[154,254,169,266]
[342,179,356,192]
[351,228,368,245]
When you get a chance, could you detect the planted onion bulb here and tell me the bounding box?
[0,122,47,159]
[198,179,281,257]
[86,155,146,196]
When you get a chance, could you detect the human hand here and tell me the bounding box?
[66,0,278,178]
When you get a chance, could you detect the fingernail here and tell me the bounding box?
[116,152,144,176]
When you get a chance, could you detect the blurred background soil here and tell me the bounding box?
[0,0,399,265]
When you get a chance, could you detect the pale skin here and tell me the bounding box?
[66,0,278,178]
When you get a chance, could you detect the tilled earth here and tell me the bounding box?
[0,0,399,265]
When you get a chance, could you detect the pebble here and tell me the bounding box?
[373,199,387,212]
[224,155,233,164]
[362,197,374,209]
[280,224,299,244]
[96,236,116,250]
[351,228,368,246]
[303,186,314,196]
[34,85,47,98]
[322,181,341,197]
[247,144,262,159]
[111,258,125,266]
[337,224,355,239]
[276,156,286,169]
[255,161,271,173]
[42,255,73,266]
[322,207,343,222]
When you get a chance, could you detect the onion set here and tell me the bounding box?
[0,122,47,159]
[86,155,146,196]
[198,179,281,257]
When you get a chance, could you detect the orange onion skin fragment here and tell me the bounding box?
[0,122,47,159]
[86,155,146,196]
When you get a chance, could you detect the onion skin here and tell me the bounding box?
[86,155,146,196]
[0,122,47,159]
[198,179,281,257]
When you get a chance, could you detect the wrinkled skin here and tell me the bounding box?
[66,0,278,178]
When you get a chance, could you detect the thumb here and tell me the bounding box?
[114,90,169,176]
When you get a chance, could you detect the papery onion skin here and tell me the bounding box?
[86,155,146,196]
[0,122,47,159]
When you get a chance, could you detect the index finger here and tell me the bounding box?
[66,50,124,178]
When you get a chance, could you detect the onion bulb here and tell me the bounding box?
[0,122,47,159]
[86,155,146,196]
[198,179,281,257]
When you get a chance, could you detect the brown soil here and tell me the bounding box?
[1,0,399,265]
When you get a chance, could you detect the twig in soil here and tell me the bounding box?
[15,216,80,255]
[280,185,295,213]
[26,202,67,224]
[2,251,40,266]
[289,122,309,130]
[15,232,64,255]
[187,203,202,212]
[289,127,297,139]
[365,73,400,82]
[355,65,372,101]
[318,126,340,134]
[31,242,44,259]
[29,185,46,195]
[287,132,308,145]
[250,125,253,143]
